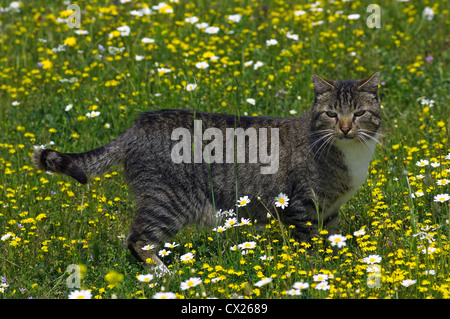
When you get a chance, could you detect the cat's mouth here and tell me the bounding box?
[337,132,357,141]
[337,130,381,145]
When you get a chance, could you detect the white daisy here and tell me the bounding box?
[184,16,199,24]
[313,274,329,282]
[158,249,171,257]
[253,61,264,70]
[153,292,177,299]
[293,282,309,290]
[180,277,202,290]
[68,289,92,299]
[164,242,179,248]
[353,228,366,236]
[246,98,256,105]
[430,162,440,168]
[286,32,299,40]
[195,22,209,30]
[434,194,450,203]
[157,67,172,75]
[294,10,306,16]
[74,30,89,35]
[116,25,130,36]
[401,279,417,287]
[422,247,437,254]
[416,159,429,167]
[180,252,194,262]
[195,61,209,69]
[239,217,252,226]
[204,26,220,34]
[315,281,330,291]
[347,14,361,20]
[254,277,272,287]
[137,274,154,282]
[285,289,302,296]
[328,234,347,248]
[141,37,155,44]
[436,179,450,186]
[236,196,251,207]
[185,83,198,91]
[274,193,289,209]
[86,111,100,118]
[223,217,238,228]
[265,39,278,46]
[363,255,382,264]
[227,14,242,23]
[213,225,228,233]
[238,241,257,250]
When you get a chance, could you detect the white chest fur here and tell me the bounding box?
[335,135,377,190]
[326,135,378,216]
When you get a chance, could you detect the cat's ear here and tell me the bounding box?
[357,72,379,93]
[312,74,336,95]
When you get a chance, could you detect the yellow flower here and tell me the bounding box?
[202,51,215,59]
[40,59,53,69]
[64,37,77,47]
[36,213,47,221]
[158,3,173,14]
[105,271,124,288]
[108,30,121,38]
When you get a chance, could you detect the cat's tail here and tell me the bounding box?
[32,129,133,184]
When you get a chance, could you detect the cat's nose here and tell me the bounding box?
[340,126,351,135]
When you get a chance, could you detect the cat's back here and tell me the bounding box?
[134,109,304,130]
[130,108,312,166]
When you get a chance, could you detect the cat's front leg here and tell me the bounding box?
[323,212,340,235]
[281,200,320,244]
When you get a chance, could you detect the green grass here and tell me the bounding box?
[0,0,449,299]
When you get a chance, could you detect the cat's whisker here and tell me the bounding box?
[359,127,384,136]
[307,132,335,159]
[307,132,332,151]
[358,131,381,146]
[357,134,376,153]
[358,128,384,141]
[310,133,334,148]
[306,129,335,143]
[314,134,335,160]
[325,135,336,158]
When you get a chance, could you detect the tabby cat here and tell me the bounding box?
[33,73,381,267]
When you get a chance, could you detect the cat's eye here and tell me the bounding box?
[354,110,366,117]
[325,111,338,118]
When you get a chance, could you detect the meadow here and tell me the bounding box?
[0,0,449,300]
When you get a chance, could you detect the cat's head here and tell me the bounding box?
[310,72,382,148]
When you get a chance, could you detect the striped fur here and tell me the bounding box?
[32,73,381,267]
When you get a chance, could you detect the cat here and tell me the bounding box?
[33,73,382,267]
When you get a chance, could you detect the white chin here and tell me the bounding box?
[334,137,357,146]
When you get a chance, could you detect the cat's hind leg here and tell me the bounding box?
[127,205,187,273]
